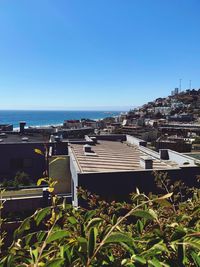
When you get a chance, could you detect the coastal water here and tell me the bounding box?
[0,110,121,128]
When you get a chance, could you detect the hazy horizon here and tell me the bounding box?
[0,106,132,112]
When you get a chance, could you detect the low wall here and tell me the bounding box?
[69,147,80,206]
[167,150,196,166]
[2,197,44,213]
[2,188,43,198]
[90,134,126,141]
[139,145,160,159]
[78,167,200,205]
[49,155,71,194]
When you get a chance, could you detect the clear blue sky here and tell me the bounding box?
[0,0,200,110]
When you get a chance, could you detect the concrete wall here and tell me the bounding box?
[2,197,44,213]
[69,147,80,206]
[167,150,196,166]
[0,143,46,182]
[2,188,43,198]
[49,155,71,194]
[78,167,200,205]
[53,142,68,155]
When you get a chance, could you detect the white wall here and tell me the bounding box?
[126,135,147,147]
[167,150,196,166]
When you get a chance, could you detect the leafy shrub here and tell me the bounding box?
[0,174,200,266]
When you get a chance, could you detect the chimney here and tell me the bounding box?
[140,156,153,169]
[83,144,92,153]
[159,149,169,160]
[19,121,26,134]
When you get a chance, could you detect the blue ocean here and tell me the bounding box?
[0,110,121,129]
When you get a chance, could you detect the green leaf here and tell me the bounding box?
[184,237,200,250]
[14,216,31,238]
[148,258,162,267]
[0,255,13,267]
[121,242,135,255]
[77,237,87,252]
[37,178,48,186]
[60,245,71,265]
[30,247,39,262]
[36,231,47,243]
[136,219,144,234]
[34,207,51,226]
[132,255,146,264]
[46,258,64,267]
[112,214,118,225]
[191,251,200,267]
[132,210,155,221]
[87,218,102,229]
[157,192,173,200]
[149,209,158,221]
[46,230,70,244]
[49,157,66,165]
[24,232,34,245]
[34,148,44,156]
[68,216,77,225]
[105,232,133,244]
[88,227,97,258]
[84,210,97,222]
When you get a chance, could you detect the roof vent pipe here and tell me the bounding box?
[19,121,26,134]
[140,156,153,169]
[83,144,92,153]
[159,149,169,160]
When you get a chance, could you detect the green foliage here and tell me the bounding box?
[0,175,200,266]
[193,137,200,144]
[14,171,31,186]
[2,171,32,189]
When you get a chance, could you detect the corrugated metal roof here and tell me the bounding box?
[70,140,175,173]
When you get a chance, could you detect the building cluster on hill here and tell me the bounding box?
[103,88,200,153]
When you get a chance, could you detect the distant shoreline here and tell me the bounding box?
[0,110,122,129]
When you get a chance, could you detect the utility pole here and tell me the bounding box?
[189,80,192,90]
[179,78,182,92]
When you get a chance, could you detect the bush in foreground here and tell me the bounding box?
[0,174,200,267]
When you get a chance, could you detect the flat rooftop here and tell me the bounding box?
[70,140,177,173]
[0,133,49,144]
